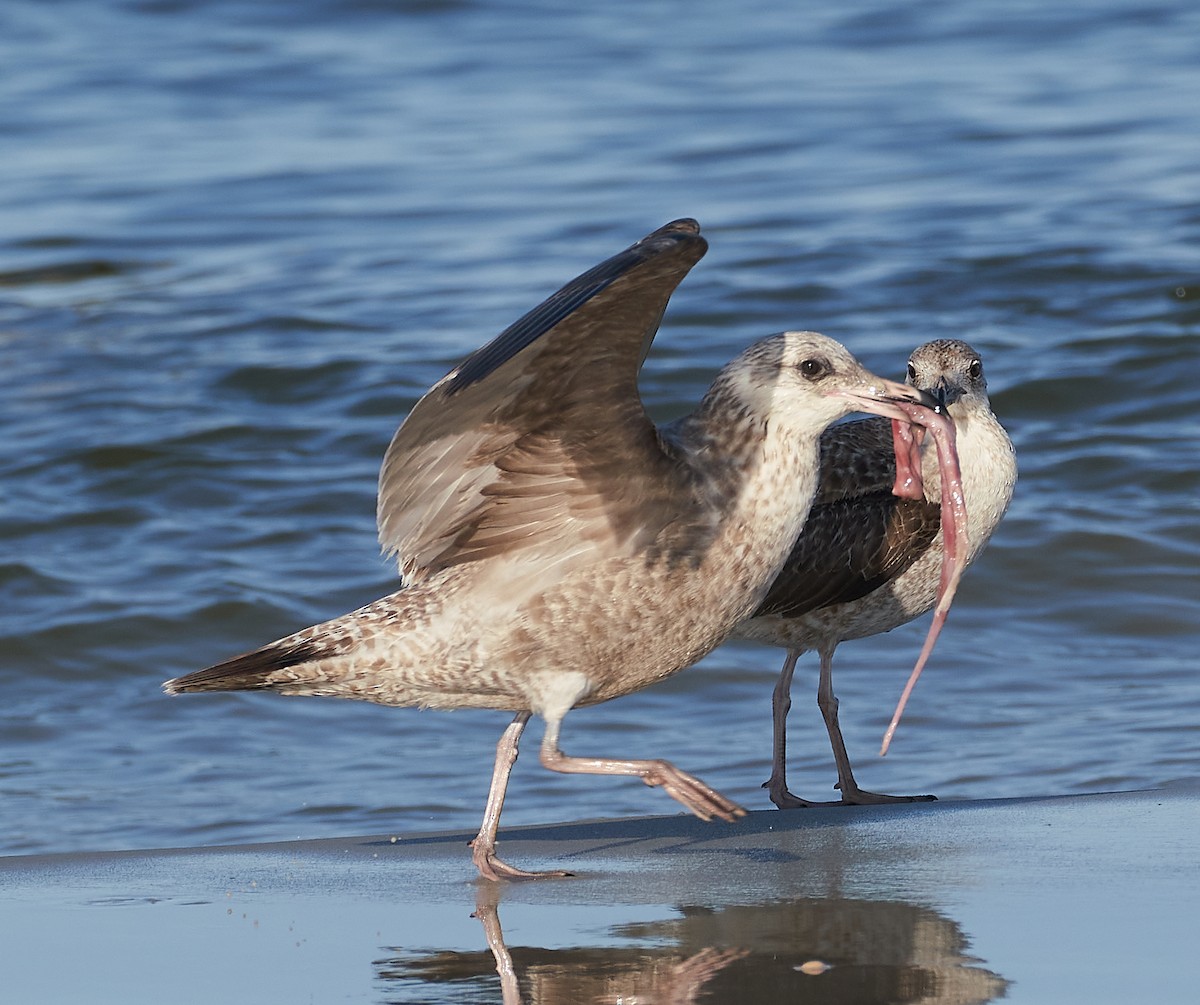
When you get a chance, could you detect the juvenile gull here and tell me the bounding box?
[734,339,1017,807]
[163,219,942,880]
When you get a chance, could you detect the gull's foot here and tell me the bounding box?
[644,760,747,822]
[835,784,937,805]
[763,774,845,809]
[470,839,574,882]
[763,777,937,808]
[763,779,843,809]
[665,947,752,1000]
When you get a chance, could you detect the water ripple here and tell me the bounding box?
[1,0,1197,854]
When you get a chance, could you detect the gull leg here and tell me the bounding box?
[539,715,746,822]
[768,644,875,808]
[762,649,823,809]
[470,712,572,881]
[818,646,936,805]
[472,885,522,1005]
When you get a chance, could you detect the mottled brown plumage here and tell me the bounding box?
[754,420,941,619]
[734,339,1017,807]
[164,220,942,879]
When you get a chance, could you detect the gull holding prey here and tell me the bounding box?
[736,339,1015,807]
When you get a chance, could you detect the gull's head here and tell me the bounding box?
[720,331,939,432]
[906,338,990,411]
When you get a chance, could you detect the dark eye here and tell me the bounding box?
[799,358,828,381]
[968,360,983,380]
[906,362,917,381]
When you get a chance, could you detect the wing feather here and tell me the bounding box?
[377,220,708,583]
[813,417,898,502]
[753,417,940,618]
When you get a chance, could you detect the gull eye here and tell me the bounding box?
[968,359,983,380]
[799,358,828,381]
[906,362,917,381]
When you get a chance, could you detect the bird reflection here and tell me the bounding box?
[375,886,1007,1005]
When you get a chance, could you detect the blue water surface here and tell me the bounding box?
[1,0,1198,856]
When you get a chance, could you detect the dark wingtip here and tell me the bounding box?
[654,218,701,236]
[632,218,704,256]
[442,220,706,396]
[162,639,326,694]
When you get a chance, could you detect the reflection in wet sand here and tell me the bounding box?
[376,887,1007,1004]
[473,886,519,1005]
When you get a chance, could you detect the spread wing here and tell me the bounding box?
[753,417,941,618]
[377,219,708,585]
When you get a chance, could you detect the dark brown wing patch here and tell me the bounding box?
[813,417,897,502]
[753,494,940,619]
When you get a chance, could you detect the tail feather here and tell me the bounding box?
[163,639,327,694]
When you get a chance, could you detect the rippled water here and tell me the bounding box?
[2,0,1198,857]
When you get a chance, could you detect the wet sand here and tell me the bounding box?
[2,786,1196,1003]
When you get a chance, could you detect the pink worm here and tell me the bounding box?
[890,418,927,500]
[880,406,968,756]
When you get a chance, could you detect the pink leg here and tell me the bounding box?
[470,712,572,881]
[539,716,745,822]
[472,885,521,1005]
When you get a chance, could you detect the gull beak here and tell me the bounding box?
[834,376,942,422]
[904,385,942,412]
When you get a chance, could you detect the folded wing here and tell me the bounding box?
[753,418,941,618]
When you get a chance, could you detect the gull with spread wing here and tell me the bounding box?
[164,220,951,879]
